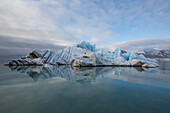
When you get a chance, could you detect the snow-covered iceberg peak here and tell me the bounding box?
[5,41,159,68]
[77,41,96,52]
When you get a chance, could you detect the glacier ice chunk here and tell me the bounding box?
[77,41,96,52]
[5,41,159,68]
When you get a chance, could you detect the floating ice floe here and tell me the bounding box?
[5,41,159,67]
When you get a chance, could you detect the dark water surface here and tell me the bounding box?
[0,58,170,113]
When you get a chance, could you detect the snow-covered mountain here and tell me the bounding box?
[143,49,170,58]
[134,49,170,58]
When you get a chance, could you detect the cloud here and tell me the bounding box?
[0,35,65,56]
[105,38,170,51]
[0,0,75,46]
[0,0,115,46]
[0,0,169,48]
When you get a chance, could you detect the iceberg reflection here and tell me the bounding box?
[8,65,156,83]
[8,66,115,82]
[8,65,170,84]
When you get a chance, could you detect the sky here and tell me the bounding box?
[0,0,170,56]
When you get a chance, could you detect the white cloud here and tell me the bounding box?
[0,0,74,46]
[105,38,170,51]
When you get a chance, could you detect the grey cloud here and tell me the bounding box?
[0,35,65,57]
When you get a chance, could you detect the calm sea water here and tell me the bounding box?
[0,58,170,113]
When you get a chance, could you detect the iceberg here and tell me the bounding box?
[5,41,159,68]
[77,41,96,52]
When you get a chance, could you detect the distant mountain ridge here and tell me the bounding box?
[135,49,170,58]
